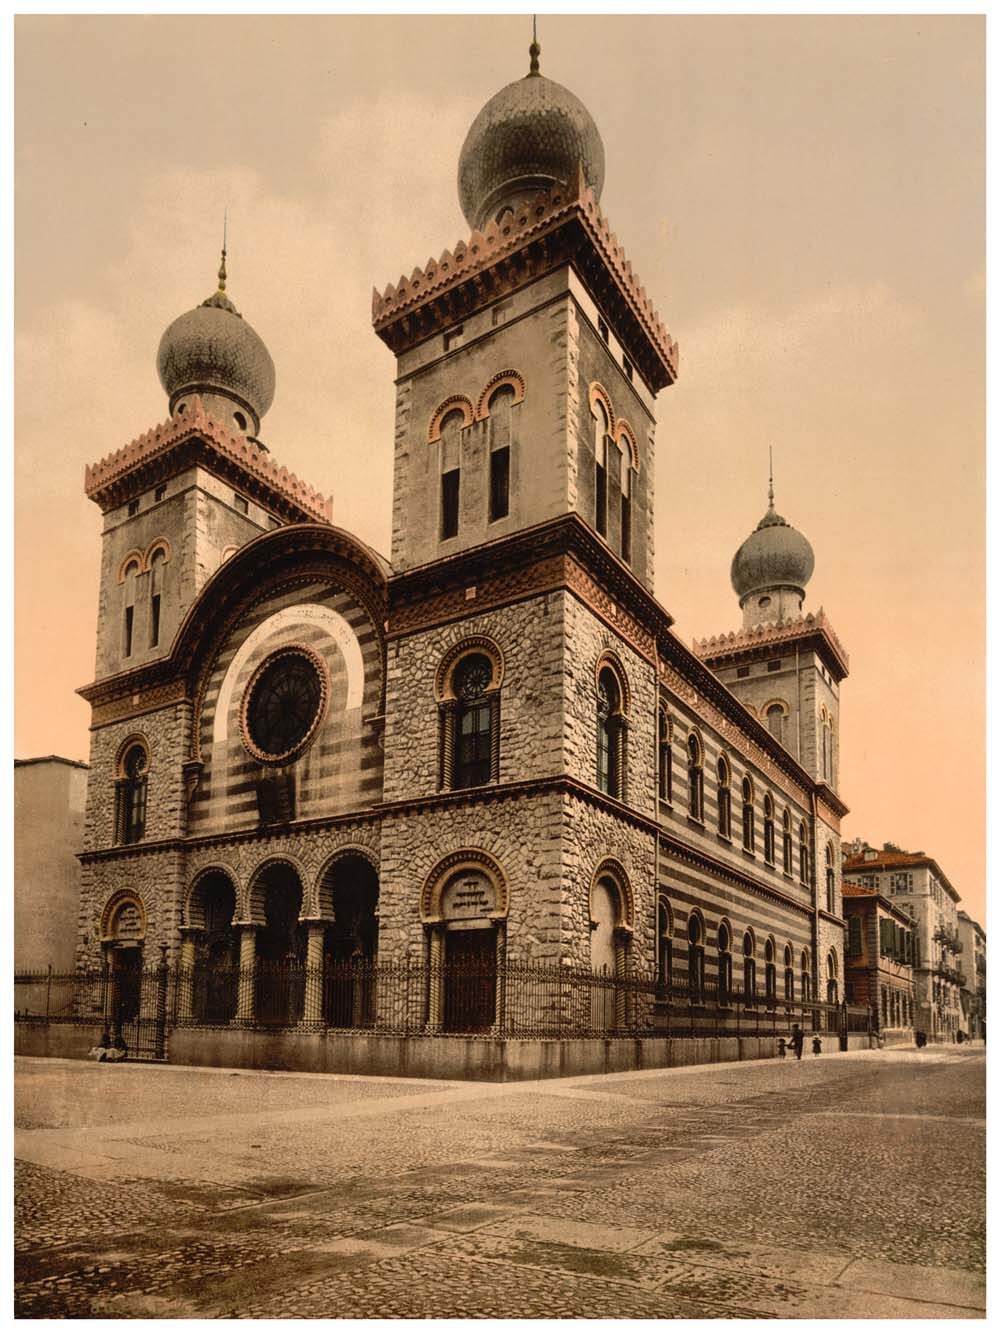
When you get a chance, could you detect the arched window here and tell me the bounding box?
[487,384,515,522]
[657,709,673,804]
[799,821,809,885]
[764,937,777,1006]
[115,741,148,845]
[743,931,757,1006]
[148,548,166,648]
[717,755,732,838]
[784,944,795,1001]
[619,438,632,565]
[826,950,839,1004]
[656,896,673,995]
[439,408,464,540]
[687,912,705,1002]
[451,653,498,789]
[782,809,793,874]
[718,920,733,1006]
[801,949,812,1002]
[825,844,836,914]
[741,776,755,853]
[687,733,704,822]
[596,665,627,800]
[763,793,775,865]
[822,717,832,783]
[766,703,785,742]
[122,559,140,658]
[594,400,610,538]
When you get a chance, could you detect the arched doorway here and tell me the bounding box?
[101,893,146,1051]
[189,873,238,1023]
[253,862,306,1025]
[318,853,379,1028]
[420,852,508,1035]
[588,864,632,1030]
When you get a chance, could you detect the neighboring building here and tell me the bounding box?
[842,883,915,1044]
[957,910,986,1040]
[15,756,89,972]
[843,842,964,1041]
[67,35,850,1069]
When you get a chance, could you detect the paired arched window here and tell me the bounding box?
[591,394,636,565]
[718,920,733,1005]
[766,702,785,742]
[688,912,705,1001]
[487,384,514,522]
[799,821,809,885]
[825,844,836,914]
[656,896,673,994]
[826,950,839,1004]
[657,709,673,803]
[687,733,704,822]
[619,437,632,564]
[801,949,812,1002]
[743,931,757,1006]
[782,809,793,875]
[717,755,732,838]
[741,776,755,853]
[148,548,166,648]
[596,664,628,800]
[439,408,465,540]
[115,740,149,845]
[594,400,610,539]
[764,937,777,1006]
[122,558,140,658]
[439,647,501,790]
[763,794,775,865]
[784,944,795,1001]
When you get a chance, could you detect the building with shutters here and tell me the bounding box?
[957,911,986,1041]
[63,33,857,1074]
[842,884,915,1043]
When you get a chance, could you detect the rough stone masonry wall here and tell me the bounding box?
[82,703,190,853]
[75,847,185,971]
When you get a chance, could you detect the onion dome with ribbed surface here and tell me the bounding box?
[457,33,605,231]
[731,492,815,605]
[157,249,275,432]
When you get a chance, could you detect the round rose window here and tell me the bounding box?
[241,646,328,764]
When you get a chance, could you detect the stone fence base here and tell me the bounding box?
[16,1021,874,1080]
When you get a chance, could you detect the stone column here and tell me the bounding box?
[426,926,444,1031]
[303,923,326,1025]
[236,926,257,1024]
[492,920,507,1034]
[439,703,457,790]
[176,930,198,1024]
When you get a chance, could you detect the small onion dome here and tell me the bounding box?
[457,42,605,231]
[730,500,815,604]
[156,254,275,432]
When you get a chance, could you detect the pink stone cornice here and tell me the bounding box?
[84,396,332,522]
[372,169,679,388]
[693,609,850,679]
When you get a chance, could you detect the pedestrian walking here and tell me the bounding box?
[777,1037,786,1058]
[789,1024,804,1060]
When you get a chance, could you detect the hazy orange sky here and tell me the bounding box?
[14,15,985,922]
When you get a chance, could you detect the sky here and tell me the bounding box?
[14,14,985,922]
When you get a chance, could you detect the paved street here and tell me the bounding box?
[15,1047,984,1319]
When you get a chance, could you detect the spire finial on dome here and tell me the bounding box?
[768,445,774,510]
[529,15,540,75]
[217,209,228,294]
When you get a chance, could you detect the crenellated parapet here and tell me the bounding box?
[693,609,850,680]
[84,396,333,523]
[372,170,679,392]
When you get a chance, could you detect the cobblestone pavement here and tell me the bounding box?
[15,1047,985,1319]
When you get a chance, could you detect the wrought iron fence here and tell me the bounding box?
[17,960,872,1043]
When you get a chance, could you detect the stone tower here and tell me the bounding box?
[372,36,679,980]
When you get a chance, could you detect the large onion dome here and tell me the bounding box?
[731,491,815,605]
[157,250,275,433]
[457,35,605,231]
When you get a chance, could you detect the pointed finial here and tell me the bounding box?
[529,15,540,75]
[768,446,774,508]
[217,209,228,293]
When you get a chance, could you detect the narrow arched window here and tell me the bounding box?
[782,809,793,874]
[763,794,775,865]
[801,949,812,1002]
[825,844,836,914]
[784,944,795,1001]
[741,776,755,853]
[764,937,777,1006]
[717,755,732,837]
[826,950,839,1004]
[452,653,496,789]
[116,742,148,845]
[439,409,464,540]
[619,442,632,565]
[122,559,140,658]
[687,733,704,822]
[688,913,705,1002]
[718,921,733,1006]
[766,703,784,742]
[597,666,626,800]
[657,709,672,803]
[594,401,609,537]
[743,931,757,1006]
[148,548,166,648]
[487,385,515,522]
[656,897,673,995]
[822,719,831,782]
[799,821,809,885]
